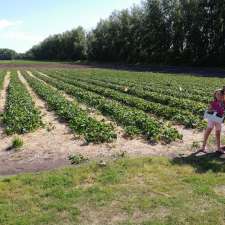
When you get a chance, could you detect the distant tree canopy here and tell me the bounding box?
[25,0,225,66]
[0,49,17,60]
[26,27,87,61]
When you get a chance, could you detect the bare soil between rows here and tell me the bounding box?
[0,126,205,177]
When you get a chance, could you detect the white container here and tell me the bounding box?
[204,111,224,123]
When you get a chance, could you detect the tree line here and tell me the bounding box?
[5,0,225,66]
[0,49,17,60]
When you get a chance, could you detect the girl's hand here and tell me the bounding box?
[208,103,213,111]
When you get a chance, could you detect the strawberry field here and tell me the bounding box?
[0,66,225,225]
[1,68,225,146]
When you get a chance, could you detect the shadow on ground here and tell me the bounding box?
[172,150,225,173]
[72,62,225,77]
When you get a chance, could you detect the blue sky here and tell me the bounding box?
[0,0,142,53]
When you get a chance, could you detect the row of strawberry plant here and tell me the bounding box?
[80,69,221,95]
[32,71,182,143]
[3,72,43,134]
[49,71,207,115]
[86,69,225,101]
[52,69,213,102]
[85,76,211,103]
[39,71,205,129]
[23,72,116,143]
[49,69,209,105]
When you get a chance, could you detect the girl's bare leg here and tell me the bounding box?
[215,130,221,151]
[202,128,213,152]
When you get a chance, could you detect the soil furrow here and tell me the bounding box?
[0,71,10,138]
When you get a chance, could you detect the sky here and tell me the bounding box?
[0,0,142,53]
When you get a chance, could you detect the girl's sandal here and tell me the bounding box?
[199,148,208,153]
[216,149,225,154]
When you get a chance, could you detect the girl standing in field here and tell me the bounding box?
[201,90,225,153]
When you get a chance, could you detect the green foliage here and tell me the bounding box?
[33,71,182,143]
[87,0,225,66]
[25,0,225,66]
[161,124,183,144]
[3,72,42,134]
[46,68,225,131]
[27,27,87,61]
[68,154,88,165]
[80,70,214,104]
[46,70,206,129]
[0,48,17,60]
[24,73,116,143]
[124,126,141,137]
[12,136,23,149]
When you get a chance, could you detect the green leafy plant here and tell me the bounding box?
[60,73,206,115]
[68,154,88,165]
[44,71,205,129]
[12,136,23,149]
[191,141,201,150]
[24,73,116,143]
[33,71,182,143]
[3,72,42,135]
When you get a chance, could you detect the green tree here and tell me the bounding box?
[0,49,17,60]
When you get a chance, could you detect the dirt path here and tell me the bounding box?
[0,72,10,138]
[0,70,209,176]
[0,71,10,114]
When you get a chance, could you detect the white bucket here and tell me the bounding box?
[204,111,224,123]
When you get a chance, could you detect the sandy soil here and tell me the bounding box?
[0,71,10,138]
[0,70,209,176]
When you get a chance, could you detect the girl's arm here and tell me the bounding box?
[208,102,214,111]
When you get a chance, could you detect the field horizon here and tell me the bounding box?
[1,60,225,77]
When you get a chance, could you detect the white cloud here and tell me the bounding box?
[0,19,23,29]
